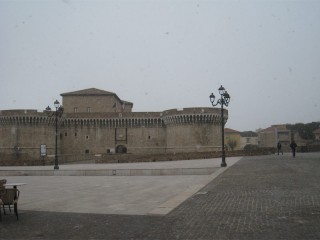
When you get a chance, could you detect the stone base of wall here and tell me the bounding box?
[0,153,98,166]
[95,148,275,164]
[0,147,280,166]
[299,144,320,152]
[0,153,49,166]
[95,152,218,163]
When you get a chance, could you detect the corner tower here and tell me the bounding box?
[162,108,227,153]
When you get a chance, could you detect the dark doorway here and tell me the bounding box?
[116,145,127,154]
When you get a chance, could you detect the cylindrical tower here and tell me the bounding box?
[162,107,227,153]
[0,110,61,163]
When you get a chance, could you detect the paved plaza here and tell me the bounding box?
[0,157,241,215]
[1,153,320,239]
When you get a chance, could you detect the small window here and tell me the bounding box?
[74,107,78,113]
[75,133,77,137]
[87,107,91,113]
[65,132,68,137]
[86,135,89,139]
[85,149,89,154]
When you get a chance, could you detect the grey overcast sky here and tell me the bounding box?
[1,0,320,131]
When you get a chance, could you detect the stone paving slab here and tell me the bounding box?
[0,167,216,176]
[2,153,320,240]
[1,157,241,215]
[0,158,229,170]
[0,158,240,176]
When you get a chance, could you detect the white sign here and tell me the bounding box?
[40,144,47,157]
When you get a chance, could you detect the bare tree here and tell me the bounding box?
[227,139,237,151]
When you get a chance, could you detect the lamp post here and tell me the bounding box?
[209,85,230,167]
[45,100,64,170]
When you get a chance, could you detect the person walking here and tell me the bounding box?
[277,142,283,155]
[290,140,297,158]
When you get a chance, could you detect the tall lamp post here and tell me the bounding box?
[209,85,230,167]
[46,100,64,170]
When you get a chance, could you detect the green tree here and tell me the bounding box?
[287,122,320,140]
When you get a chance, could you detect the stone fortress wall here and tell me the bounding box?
[0,89,227,164]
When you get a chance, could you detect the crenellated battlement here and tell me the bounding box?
[0,107,225,127]
[161,107,226,126]
[0,110,64,126]
[162,113,224,126]
[64,117,164,128]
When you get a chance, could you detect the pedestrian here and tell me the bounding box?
[290,140,297,158]
[277,142,283,155]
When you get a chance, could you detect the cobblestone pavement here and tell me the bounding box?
[1,153,320,239]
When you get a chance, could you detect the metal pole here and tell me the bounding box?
[221,101,227,167]
[54,109,59,170]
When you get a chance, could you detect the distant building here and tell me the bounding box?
[258,124,315,151]
[0,88,227,163]
[224,128,241,151]
[313,128,320,141]
[258,124,291,150]
[240,131,258,149]
[224,129,258,150]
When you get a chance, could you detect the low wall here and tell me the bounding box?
[95,148,275,164]
[0,153,48,166]
[0,147,281,166]
[298,144,320,153]
[96,152,218,163]
[0,153,97,166]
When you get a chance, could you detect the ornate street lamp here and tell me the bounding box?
[209,85,231,167]
[45,100,64,170]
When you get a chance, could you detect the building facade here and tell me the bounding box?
[258,124,314,152]
[258,125,292,150]
[240,131,258,149]
[0,88,227,163]
[224,128,259,151]
[224,128,241,151]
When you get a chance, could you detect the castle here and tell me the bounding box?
[0,88,228,164]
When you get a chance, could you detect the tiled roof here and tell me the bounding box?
[261,124,289,132]
[60,88,133,105]
[225,128,240,133]
[60,88,116,96]
[122,100,133,105]
[240,131,258,137]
